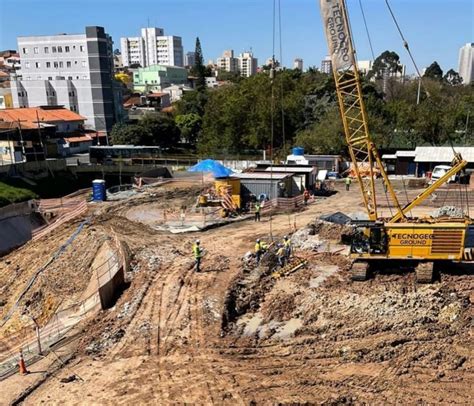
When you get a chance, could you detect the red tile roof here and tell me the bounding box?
[0,107,86,129]
[64,135,93,143]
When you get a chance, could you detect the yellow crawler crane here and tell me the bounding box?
[319,0,473,282]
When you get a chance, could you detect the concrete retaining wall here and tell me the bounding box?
[0,215,33,256]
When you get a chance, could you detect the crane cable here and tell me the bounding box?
[278,0,286,156]
[358,0,375,61]
[384,0,424,82]
[269,0,277,241]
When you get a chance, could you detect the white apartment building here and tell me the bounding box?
[293,58,303,71]
[11,26,123,133]
[321,56,332,74]
[120,27,183,68]
[217,50,238,73]
[458,43,474,84]
[238,51,257,77]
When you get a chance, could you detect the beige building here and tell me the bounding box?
[216,50,238,73]
[238,51,257,77]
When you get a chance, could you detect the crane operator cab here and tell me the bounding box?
[351,224,388,255]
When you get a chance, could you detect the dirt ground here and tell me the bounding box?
[1,182,473,405]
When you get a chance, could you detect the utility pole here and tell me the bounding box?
[416,76,422,105]
[17,119,26,162]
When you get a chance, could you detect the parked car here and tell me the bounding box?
[430,165,456,184]
[326,171,342,180]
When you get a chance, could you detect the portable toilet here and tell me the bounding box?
[92,179,106,201]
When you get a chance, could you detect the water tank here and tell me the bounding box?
[92,179,106,201]
[292,147,304,156]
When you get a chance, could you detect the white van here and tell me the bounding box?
[430,165,456,184]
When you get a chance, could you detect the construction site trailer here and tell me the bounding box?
[214,178,241,208]
[233,172,293,200]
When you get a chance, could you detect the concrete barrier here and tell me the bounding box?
[0,216,33,256]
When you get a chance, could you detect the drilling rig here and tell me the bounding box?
[319,0,474,283]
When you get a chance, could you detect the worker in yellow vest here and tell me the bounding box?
[283,235,292,259]
[193,239,203,272]
[277,244,286,268]
[254,202,261,222]
[254,238,267,264]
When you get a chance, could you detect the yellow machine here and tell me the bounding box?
[319,0,473,282]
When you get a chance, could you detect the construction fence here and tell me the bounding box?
[0,228,127,380]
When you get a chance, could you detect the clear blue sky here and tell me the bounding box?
[0,0,472,73]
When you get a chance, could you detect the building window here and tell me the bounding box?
[76,76,79,79]
[65,46,70,52]
[25,62,30,68]
[81,61,86,67]
[68,76,73,80]
[59,61,63,68]
[52,46,57,53]
[66,61,71,68]
[73,45,76,50]
[18,92,22,97]
[22,47,28,54]
[44,47,49,54]
[35,62,40,68]
[58,46,63,53]
[46,62,51,68]
[54,62,59,68]
[80,45,85,52]
[48,76,53,80]
[75,61,78,65]
[34,47,39,54]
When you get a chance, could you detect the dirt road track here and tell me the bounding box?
[5,189,473,405]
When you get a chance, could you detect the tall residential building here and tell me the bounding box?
[11,26,123,133]
[184,52,196,68]
[293,58,303,71]
[458,43,474,84]
[120,27,183,68]
[321,56,332,74]
[216,50,238,73]
[238,51,257,77]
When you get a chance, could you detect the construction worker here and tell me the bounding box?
[277,244,286,268]
[254,238,267,264]
[303,188,310,205]
[345,176,352,191]
[283,235,292,259]
[254,201,261,222]
[193,239,203,272]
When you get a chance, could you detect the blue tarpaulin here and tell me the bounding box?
[188,159,233,178]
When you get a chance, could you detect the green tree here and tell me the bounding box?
[444,69,463,86]
[294,107,345,154]
[424,61,443,81]
[110,123,148,145]
[190,37,206,91]
[368,50,402,80]
[140,113,180,147]
[175,113,202,144]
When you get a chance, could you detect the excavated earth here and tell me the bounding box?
[1,183,473,405]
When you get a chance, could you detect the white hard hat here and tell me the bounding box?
[256,238,260,242]
[195,239,200,244]
[284,235,288,239]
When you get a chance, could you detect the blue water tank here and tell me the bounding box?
[92,179,106,201]
[292,147,304,156]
